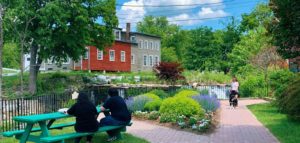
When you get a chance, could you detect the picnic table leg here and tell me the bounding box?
[39,121,50,137]
[19,123,33,143]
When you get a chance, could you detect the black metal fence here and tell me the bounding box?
[0,85,181,133]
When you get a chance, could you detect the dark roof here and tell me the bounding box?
[130,32,161,39]
[115,40,138,45]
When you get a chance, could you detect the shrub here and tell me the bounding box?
[144,99,162,111]
[269,69,295,98]
[239,75,266,97]
[144,93,161,101]
[159,96,204,122]
[150,89,168,98]
[192,95,220,112]
[125,95,152,112]
[174,89,199,98]
[278,75,300,121]
[153,62,185,84]
[148,111,160,120]
[160,113,177,123]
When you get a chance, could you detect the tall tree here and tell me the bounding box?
[8,0,118,94]
[219,17,241,73]
[183,27,217,71]
[269,0,300,58]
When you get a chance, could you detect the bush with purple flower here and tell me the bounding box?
[192,95,220,112]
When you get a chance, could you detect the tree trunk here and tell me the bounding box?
[20,42,24,95]
[0,4,4,123]
[29,44,38,94]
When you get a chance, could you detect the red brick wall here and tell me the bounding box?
[77,41,131,72]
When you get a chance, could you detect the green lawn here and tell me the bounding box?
[248,103,300,143]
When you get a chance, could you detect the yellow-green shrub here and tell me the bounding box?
[144,93,161,100]
[174,90,199,98]
[144,93,162,111]
[159,96,204,122]
[144,99,162,111]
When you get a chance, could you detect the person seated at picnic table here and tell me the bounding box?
[98,88,131,142]
[67,92,99,143]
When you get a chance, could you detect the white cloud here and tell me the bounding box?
[117,0,228,28]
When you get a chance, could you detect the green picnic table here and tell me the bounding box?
[3,107,84,142]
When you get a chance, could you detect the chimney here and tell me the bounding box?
[126,23,131,41]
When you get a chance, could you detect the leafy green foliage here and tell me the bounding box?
[269,69,295,97]
[143,93,162,111]
[159,96,203,122]
[278,75,300,121]
[144,99,162,111]
[183,27,218,71]
[174,89,199,98]
[183,71,231,84]
[239,75,266,97]
[3,43,20,68]
[149,89,168,99]
[148,111,160,120]
[161,47,178,62]
[229,27,271,74]
[269,0,300,58]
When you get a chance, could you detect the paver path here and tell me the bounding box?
[127,99,279,143]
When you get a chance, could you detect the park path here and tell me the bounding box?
[127,99,279,143]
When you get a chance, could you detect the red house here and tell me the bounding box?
[74,40,132,72]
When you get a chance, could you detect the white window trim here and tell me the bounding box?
[143,55,148,66]
[139,40,143,49]
[155,56,159,65]
[145,40,148,49]
[97,49,103,60]
[121,51,126,62]
[109,50,115,61]
[150,41,153,50]
[131,54,135,64]
[149,55,153,66]
[157,42,160,51]
[114,29,121,40]
[84,47,89,59]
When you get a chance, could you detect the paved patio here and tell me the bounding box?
[127,99,279,143]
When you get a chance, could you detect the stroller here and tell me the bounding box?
[229,90,238,107]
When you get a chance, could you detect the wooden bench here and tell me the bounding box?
[2,122,75,138]
[40,122,132,143]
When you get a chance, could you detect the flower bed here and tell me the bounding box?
[126,89,220,133]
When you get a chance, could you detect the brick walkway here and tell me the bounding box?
[127,99,279,143]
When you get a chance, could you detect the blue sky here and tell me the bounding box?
[116,0,268,31]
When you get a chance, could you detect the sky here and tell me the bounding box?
[116,0,268,31]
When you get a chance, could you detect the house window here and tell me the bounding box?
[114,29,121,40]
[131,36,136,42]
[157,42,160,51]
[144,41,148,49]
[139,40,143,49]
[149,55,153,66]
[97,49,103,60]
[63,58,70,64]
[121,51,126,62]
[150,42,153,50]
[27,58,30,61]
[83,48,89,59]
[109,50,115,61]
[155,56,159,65]
[131,54,135,64]
[143,55,147,66]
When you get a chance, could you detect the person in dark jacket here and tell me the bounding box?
[67,92,99,143]
[98,88,131,142]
